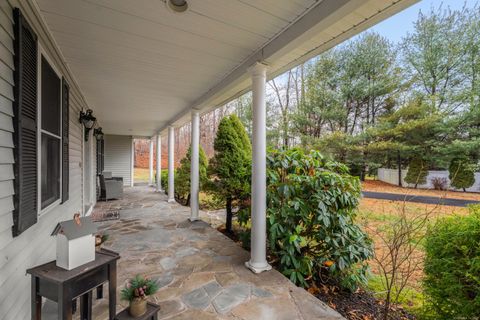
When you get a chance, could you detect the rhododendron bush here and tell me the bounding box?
[264,149,373,290]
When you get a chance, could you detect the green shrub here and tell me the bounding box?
[449,157,475,191]
[264,149,373,289]
[423,205,480,319]
[405,157,428,188]
[175,145,208,205]
[160,170,172,195]
[208,114,251,233]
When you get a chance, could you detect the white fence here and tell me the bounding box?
[377,168,480,193]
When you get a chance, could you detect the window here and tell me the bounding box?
[40,56,62,210]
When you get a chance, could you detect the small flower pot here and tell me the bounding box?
[129,298,147,317]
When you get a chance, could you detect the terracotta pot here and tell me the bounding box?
[129,298,147,317]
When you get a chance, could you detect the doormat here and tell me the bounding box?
[91,210,120,222]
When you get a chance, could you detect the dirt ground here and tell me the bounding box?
[362,180,480,201]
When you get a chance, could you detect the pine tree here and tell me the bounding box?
[404,157,428,188]
[208,114,251,233]
[175,145,208,205]
[449,158,475,192]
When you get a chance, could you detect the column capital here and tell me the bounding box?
[191,108,201,116]
[249,62,268,77]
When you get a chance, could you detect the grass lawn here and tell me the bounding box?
[134,167,151,182]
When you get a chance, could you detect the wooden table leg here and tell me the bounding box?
[58,285,72,320]
[96,285,103,299]
[31,276,41,320]
[80,291,92,320]
[72,299,77,314]
[108,262,117,320]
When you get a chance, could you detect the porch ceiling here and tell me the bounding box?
[36,0,418,137]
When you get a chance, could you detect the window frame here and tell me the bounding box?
[37,45,63,216]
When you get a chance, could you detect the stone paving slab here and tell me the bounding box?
[52,186,345,320]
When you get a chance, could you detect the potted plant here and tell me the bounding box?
[120,275,159,317]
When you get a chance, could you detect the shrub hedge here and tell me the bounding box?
[423,205,480,319]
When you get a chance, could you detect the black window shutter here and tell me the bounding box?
[61,78,69,203]
[12,8,38,237]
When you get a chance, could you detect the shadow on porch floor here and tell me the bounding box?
[43,186,343,319]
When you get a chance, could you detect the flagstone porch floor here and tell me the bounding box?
[44,186,343,319]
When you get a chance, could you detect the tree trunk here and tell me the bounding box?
[225,197,233,233]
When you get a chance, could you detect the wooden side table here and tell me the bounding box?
[115,302,160,320]
[27,248,120,320]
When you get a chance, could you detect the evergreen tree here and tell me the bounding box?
[449,158,475,192]
[208,114,251,233]
[404,157,428,188]
[175,145,208,205]
[367,97,444,168]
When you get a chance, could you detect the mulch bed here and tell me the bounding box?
[313,280,415,320]
[218,226,415,320]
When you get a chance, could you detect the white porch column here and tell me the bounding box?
[167,126,175,202]
[156,134,162,192]
[149,139,154,186]
[190,110,200,221]
[246,62,272,274]
[130,138,135,187]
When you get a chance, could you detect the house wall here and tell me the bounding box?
[0,1,95,319]
[378,168,480,193]
[104,134,133,186]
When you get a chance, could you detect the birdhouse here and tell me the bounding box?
[51,213,98,270]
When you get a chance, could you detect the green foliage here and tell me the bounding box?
[174,145,208,204]
[404,157,428,187]
[423,205,480,319]
[287,5,480,172]
[265,148,373,290]
[449,157,476,191]
[160,170,170,194]
[208,114,251,232]
[120,275,159,302]
[401,6,471,111]
[367,97,445,167]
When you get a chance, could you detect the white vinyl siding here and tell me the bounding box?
[0,1,91,319]
[104,134,132,187]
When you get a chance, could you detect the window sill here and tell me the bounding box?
[38,198,61,218]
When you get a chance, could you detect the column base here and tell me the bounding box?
[245,260,272,274]
[189,216,199,222]
[155,188,164,193]
[167,198,176,203]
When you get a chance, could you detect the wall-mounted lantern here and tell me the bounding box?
[79,109,96,141]
[94,127,104,141]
